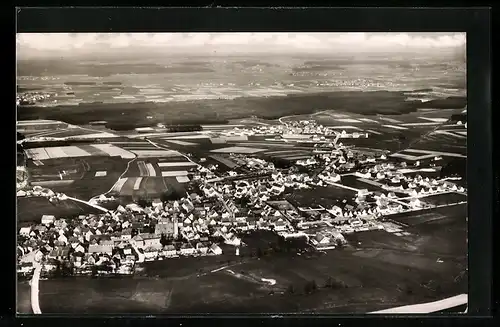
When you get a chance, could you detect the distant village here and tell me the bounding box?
[17,120,466,279]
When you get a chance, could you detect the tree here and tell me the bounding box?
[325,276,334,288]
[311,280,317,292]
[160,234,169,247]
[256,247,263,258]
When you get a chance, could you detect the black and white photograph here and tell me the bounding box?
[16,32,467,314]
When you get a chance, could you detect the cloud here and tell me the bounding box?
[17,32,466,56]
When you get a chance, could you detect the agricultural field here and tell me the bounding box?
[27,156,128,200]
[17,196,103,225]
[384,203,466,227]
[339,174,385,192]
[419,193,467,206]
[286,185,357,209]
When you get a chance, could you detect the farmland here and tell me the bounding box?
[384,203,466,227]
[17,196,103,226]
[420,193,467,206]
[286,185,357,208]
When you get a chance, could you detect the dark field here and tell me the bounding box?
[385,203,466,227]
[286,185,357,208]
[420,193,467,206]
[28,156,128,200]
[17,196,103,225]
[17,91,466,129]
[340,174,384,192]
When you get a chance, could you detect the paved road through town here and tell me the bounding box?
[30,263,42,314]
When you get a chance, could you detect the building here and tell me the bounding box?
[154,218,175,237]
[180,243,196,256]
[140,233,162,248]
[209,244,223,255]
[41,215,55,226]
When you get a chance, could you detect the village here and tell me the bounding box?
[17,120,466,280]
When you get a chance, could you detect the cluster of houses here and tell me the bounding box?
[16,92,52,106]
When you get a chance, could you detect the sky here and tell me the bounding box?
[17,32,466,58]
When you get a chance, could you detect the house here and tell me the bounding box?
[311,233,337,250]
[143,247,159,260]
[74,244,85,254]
[208,243,222,255]
[195,242,209,254]
[155,218,175,236]
[41,215,55,226]
[163,244,177,257]
[48,247,70,260]
[180,243,196,256]
[19,226,31,236]
[273,219,288,232]
[57,234,68,245]
[152,198,163,210]
[130,235,145,248]
[121,228,132,240]
[140,233,162,248]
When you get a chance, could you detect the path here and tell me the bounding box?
[66,196,110,213]
[30,263,42,314]
[370,293,467,314]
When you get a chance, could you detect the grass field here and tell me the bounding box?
[17,196,103,225]
[340,175,384,192]
[286,186,357,208]
[420,193,467,206]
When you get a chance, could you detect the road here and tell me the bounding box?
[66,196,110,213]
[30,263,42,314]
[370,294,467,314]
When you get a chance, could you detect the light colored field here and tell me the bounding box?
[382,125,408,130]
[358,118,380,123]
[132,150,180,158]
[211,146,267,154]
[235,142,294,148]
[26,148,50,160]
[433,131,466,139]
[158,162,196,167]
[329,126,362,130]
[367,129,383,135]
[403,149,466,158]
[357,178,384,187]
[111,141,150,145]
[161,171,188,177]
[165,140,197,146]
[282,155,312,160]
[73,132,117,139]
[49,147,70,158]
[337,118,362,123]
[401,122,440,126]
[111,178,128,193]
[137,161,148,176]
[91,144,135,159]
[167,135,209,140]
[418,117,448,123]
[390,153,435,161]
[146,163,157,176]
[378,117,402,123]
[133,177,143,190]
[95,171,107,177]
[30,180,75,186]
[176,176,190,183]
[264,149,305,155]
[61,146,91,158]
